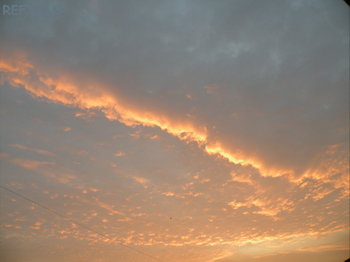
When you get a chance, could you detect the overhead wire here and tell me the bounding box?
[0,185,165,262]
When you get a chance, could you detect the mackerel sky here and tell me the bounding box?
[0,0,349,262]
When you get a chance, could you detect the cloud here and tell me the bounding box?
[9,158,54,170]
[0,1,348,261]
[10,144,55,156]
[61,126,71,132]
[1,35,348,180]
[298,243,349,252]
[215,250,350,262]
[115,151,125,157]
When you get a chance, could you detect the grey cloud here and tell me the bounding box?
[2,0,347,177]
[1,0,348,193]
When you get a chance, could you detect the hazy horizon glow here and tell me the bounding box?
[0,1,349,262]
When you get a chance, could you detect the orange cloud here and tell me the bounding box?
[115,151,125,157]
[298,244,349,252]
[61,126,71,132]
[1,55,207,144]
[9,158,54,170]
[205,142,296,178]
[10,144,55,157]
[1,54,348,185]
[229,171,254,186]
[94,200,126,217]
[2,55,280,181]
[132,176,149,188]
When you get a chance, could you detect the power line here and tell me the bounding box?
[0,185,165,262]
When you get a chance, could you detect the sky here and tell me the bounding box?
[0,0,349,262]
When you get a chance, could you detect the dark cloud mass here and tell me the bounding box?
[2,0,348,176]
